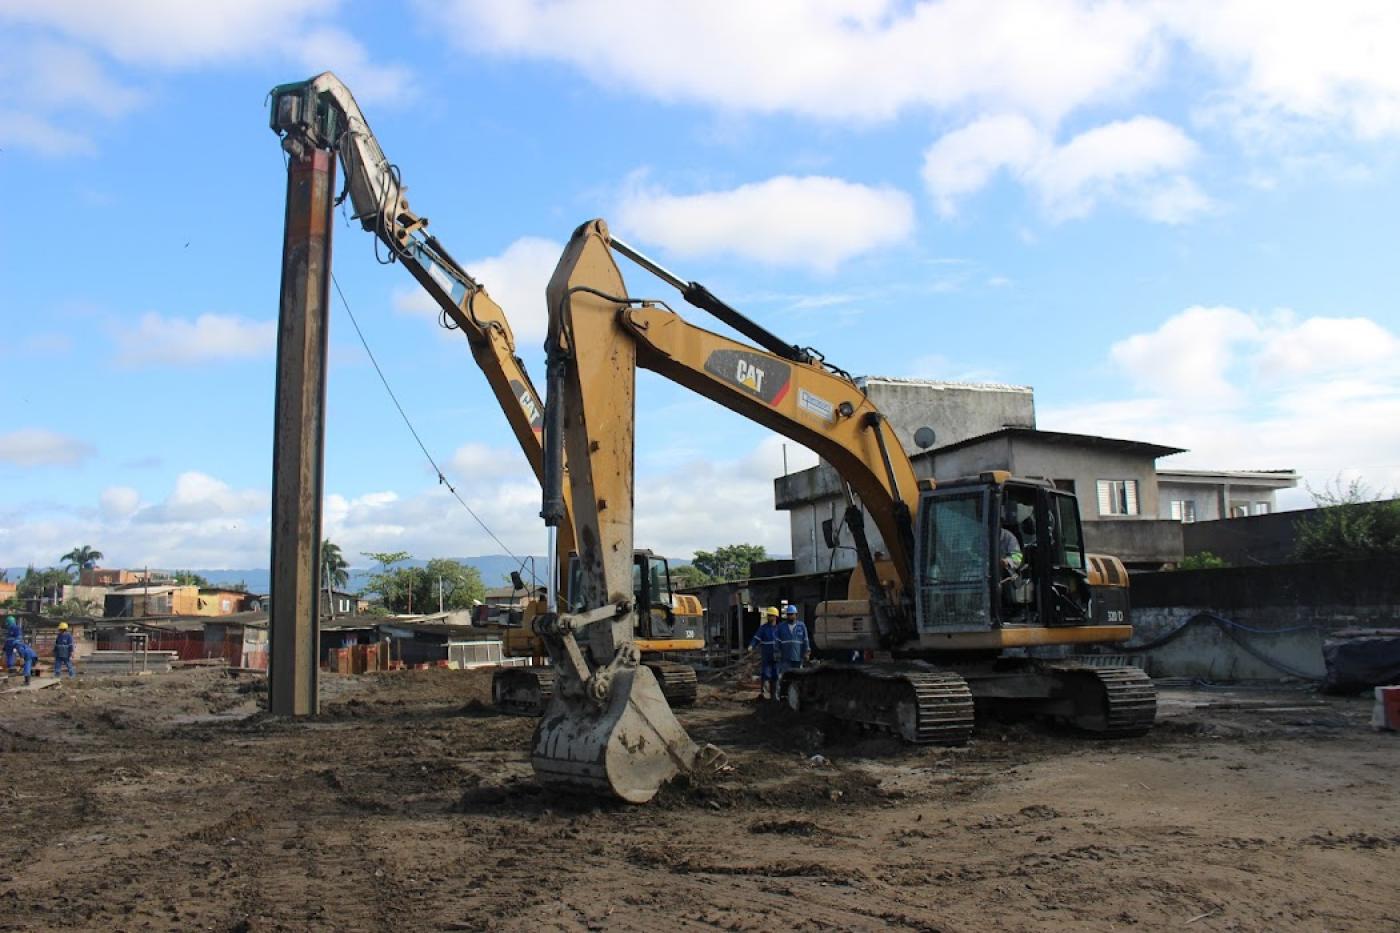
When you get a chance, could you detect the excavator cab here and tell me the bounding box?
[916,475,1093,635]
[563,550,691,642]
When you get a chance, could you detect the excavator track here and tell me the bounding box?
[1049,664,1157,737]
[784,665,975,745]
[643,660,698,707]
[492,667,556,716]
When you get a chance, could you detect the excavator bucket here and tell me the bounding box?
[531,663,720,803]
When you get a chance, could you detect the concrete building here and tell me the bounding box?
[1156,469,1299,522]
[80,568,171,587]
[103,584,200,618]
[325,589,369,616]
[773,378,1297,572]
[852,376,1035,452]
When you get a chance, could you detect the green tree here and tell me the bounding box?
[669,563,713,589]
[321,539,350,589]
[363,551,411,572]
[60,545,103,576]
[366,557,484,614]
[44,596,99,618]
[172,570,211,587]
[1294,478,1400,561]
[691,544,768,582]
[18,566,74,602]
[1178,551,1229,571]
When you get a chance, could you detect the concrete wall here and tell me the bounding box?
[1122,557,1400,680]
[1084,519,1184,565]
[859,378,1034,453]
[1176,504,1395,567]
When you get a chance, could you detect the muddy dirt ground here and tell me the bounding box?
[1,666,1397,932]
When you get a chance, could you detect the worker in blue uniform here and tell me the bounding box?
[747,607,781,702]
[52,622,76,680]
[3,616,20,673]
[15,642,37,685]
[777,605,811,686]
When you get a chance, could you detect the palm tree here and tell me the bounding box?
[60,545,104,576]
[321,539,350,589]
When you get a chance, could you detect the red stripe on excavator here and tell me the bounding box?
[770,379,791,407]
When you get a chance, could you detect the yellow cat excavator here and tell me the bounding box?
[527,220,1154,801]
[266,73,702,714]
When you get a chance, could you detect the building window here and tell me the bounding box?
[1169,499,1197,523]
[1230,504,1249,518]
[1097,479,1140,516]
[1053,478,1076,494]
[1253,502,1271,516]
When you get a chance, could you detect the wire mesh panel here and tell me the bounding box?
[917,491,992,633]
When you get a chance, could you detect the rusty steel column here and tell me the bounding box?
[268,146,335,716]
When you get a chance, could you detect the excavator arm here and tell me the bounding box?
[550,220,923,647]
[268,72,578,569]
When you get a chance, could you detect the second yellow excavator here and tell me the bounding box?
[266,73,704,714]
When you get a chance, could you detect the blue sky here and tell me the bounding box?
[2,1,1398,570]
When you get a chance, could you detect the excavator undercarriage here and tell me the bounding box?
[492,658,697,716]
[784,659,1155,742]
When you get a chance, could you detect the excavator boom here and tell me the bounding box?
[269,72,577,569]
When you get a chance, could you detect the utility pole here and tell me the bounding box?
[438,575,444,614]
[267,91,336,716]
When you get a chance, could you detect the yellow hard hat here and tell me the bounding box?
[58,622,69,631]
[764,606,780,618]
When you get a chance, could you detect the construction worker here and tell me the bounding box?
[746,607,781,702]
[15,641,37,686]
[3,616,20,673]
[777,605,811,684]
[52,622,76,680]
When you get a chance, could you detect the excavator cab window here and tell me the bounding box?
[997,484,1041,626]
[1041,491,1092,626]
[632,553,677,640]
[914,487,993,634]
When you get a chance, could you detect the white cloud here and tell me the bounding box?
[0,0,337,67]
[464,237,561,342]
[617,175,915,270]
[923,114,1210,223]
[419,0,1161,124]
[419,1,1400,149]
[1043,306,1400,502]
[0,470,271,568]
[1253,314,1400,378]
[0,432,821,567]
[1109,305,1260,400]
[0,109,93,156]
[449,443,534,481]
[0,1,410,153]
[99,486,141,520]
[636,435,817,558]
[1165,1,1400,141]
[115,312,276,366]
[392,236,560,345]
[0,429,95,467]
[135,472,267,523]
[286,27,415,106]
[921,114,1044,216]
